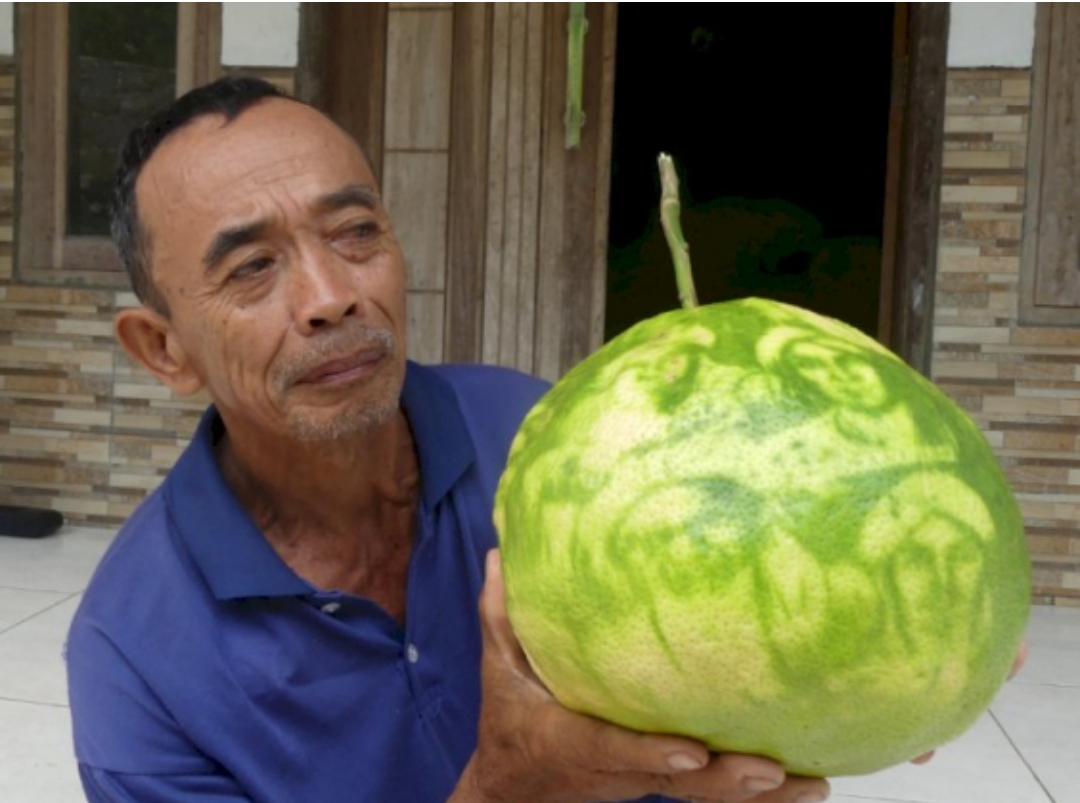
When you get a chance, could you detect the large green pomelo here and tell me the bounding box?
[494,297,1031,778]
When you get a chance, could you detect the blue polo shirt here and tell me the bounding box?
[67,361,676,803]
[70,362,526,801]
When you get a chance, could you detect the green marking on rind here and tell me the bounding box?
[495,297,1031,778]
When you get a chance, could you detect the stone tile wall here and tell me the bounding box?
[934,69,1080,606]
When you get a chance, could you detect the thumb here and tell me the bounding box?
[479,549,531,672]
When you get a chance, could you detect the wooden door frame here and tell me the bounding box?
[878,2,950,374]
[295,3,388,183]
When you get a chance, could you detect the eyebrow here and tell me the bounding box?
[314,184,380,215]
[202,221,270,272]
[201,184,381,272]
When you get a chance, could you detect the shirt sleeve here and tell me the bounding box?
[78,763,251,803]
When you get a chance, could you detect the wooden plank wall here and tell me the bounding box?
[481,3,544,373]
[383,3,454,367]
[1024,4,1080,315]
[393,2,617,381]
[533,3,616,381]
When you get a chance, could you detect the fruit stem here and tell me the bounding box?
[658,153,699,310]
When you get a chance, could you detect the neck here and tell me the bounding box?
[215,409,420,616]
[218,410,419,522]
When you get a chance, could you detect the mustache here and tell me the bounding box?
[273,323,396,389]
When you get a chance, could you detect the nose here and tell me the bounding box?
[290,245,361,335]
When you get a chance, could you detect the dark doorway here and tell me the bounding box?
[606,4,897,341]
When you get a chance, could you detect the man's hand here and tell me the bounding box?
[450,550,831,803]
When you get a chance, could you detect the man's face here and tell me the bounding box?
[134,98,408,443]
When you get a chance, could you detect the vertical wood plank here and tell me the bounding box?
[876,3,909,346]
[297,4,388,182]
[444,3,492,363]
[15,4,64,275]
[1033,4,1080,307]
[515,2,546,373]
[497,3,528,368]
[406,291,446,365]
[1019,2,1080,325]
[589,3,619,357]
[384,8,453,150]
[176,3,222,95]
[482,3,511,365]
[382,152,449,291]
[886,2,948,374]
[534,3,617,381]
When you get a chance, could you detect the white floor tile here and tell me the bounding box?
[0,526,114,593]
[0,525,1076,803]
[0,698,82,803]
[0,588,71,633]
[0,595,81,706]
[1016,605,1080,689]
[830,709,1050,803]
[992,682,1080,803]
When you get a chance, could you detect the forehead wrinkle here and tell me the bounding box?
[139,102,381,281]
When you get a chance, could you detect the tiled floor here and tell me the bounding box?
[0,525,1077,803]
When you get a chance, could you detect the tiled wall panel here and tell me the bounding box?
[0,62,259,526]
[934,69,1080,606]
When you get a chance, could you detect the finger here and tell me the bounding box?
[663,760,827,803]
[910,750,935,765]
[668,752,787,800]
[478,549,531,673]
[755,774,830,803]
[1008,641,1028,680]
[547,704,712,776]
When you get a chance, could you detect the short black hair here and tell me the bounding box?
[112,76,291,315]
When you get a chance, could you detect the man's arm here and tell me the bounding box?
[78,765,252,803]
[67,612,254,803]
[449,551,832,803]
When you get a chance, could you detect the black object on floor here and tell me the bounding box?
[0,506,65,538]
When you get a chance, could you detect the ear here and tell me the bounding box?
[115,307,205,396]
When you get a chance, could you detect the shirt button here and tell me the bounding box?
[406,643,420,663]
[320,602,342,615]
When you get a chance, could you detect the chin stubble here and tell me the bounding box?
[275,325,401,442]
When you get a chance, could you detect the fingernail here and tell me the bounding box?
[667,751,706,771]
[744,775,783,793]
[796,792,828,803]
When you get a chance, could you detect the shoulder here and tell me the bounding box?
[428,363,551,422]
[76,489,173,608]
[67,482,203,659]
[412,363,551,473]
[428,363,551,448]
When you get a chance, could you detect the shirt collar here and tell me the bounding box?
[165,361,476,601]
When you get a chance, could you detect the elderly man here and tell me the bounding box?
[66,75,840,803]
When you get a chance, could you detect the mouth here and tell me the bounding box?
[296,347,386,386]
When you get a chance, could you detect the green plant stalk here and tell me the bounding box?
[565,3,587,149]
[658,153,699,310]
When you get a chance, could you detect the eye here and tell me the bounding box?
[341,221,380,243]
[229,255,275,281]
[331,220,382,257]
